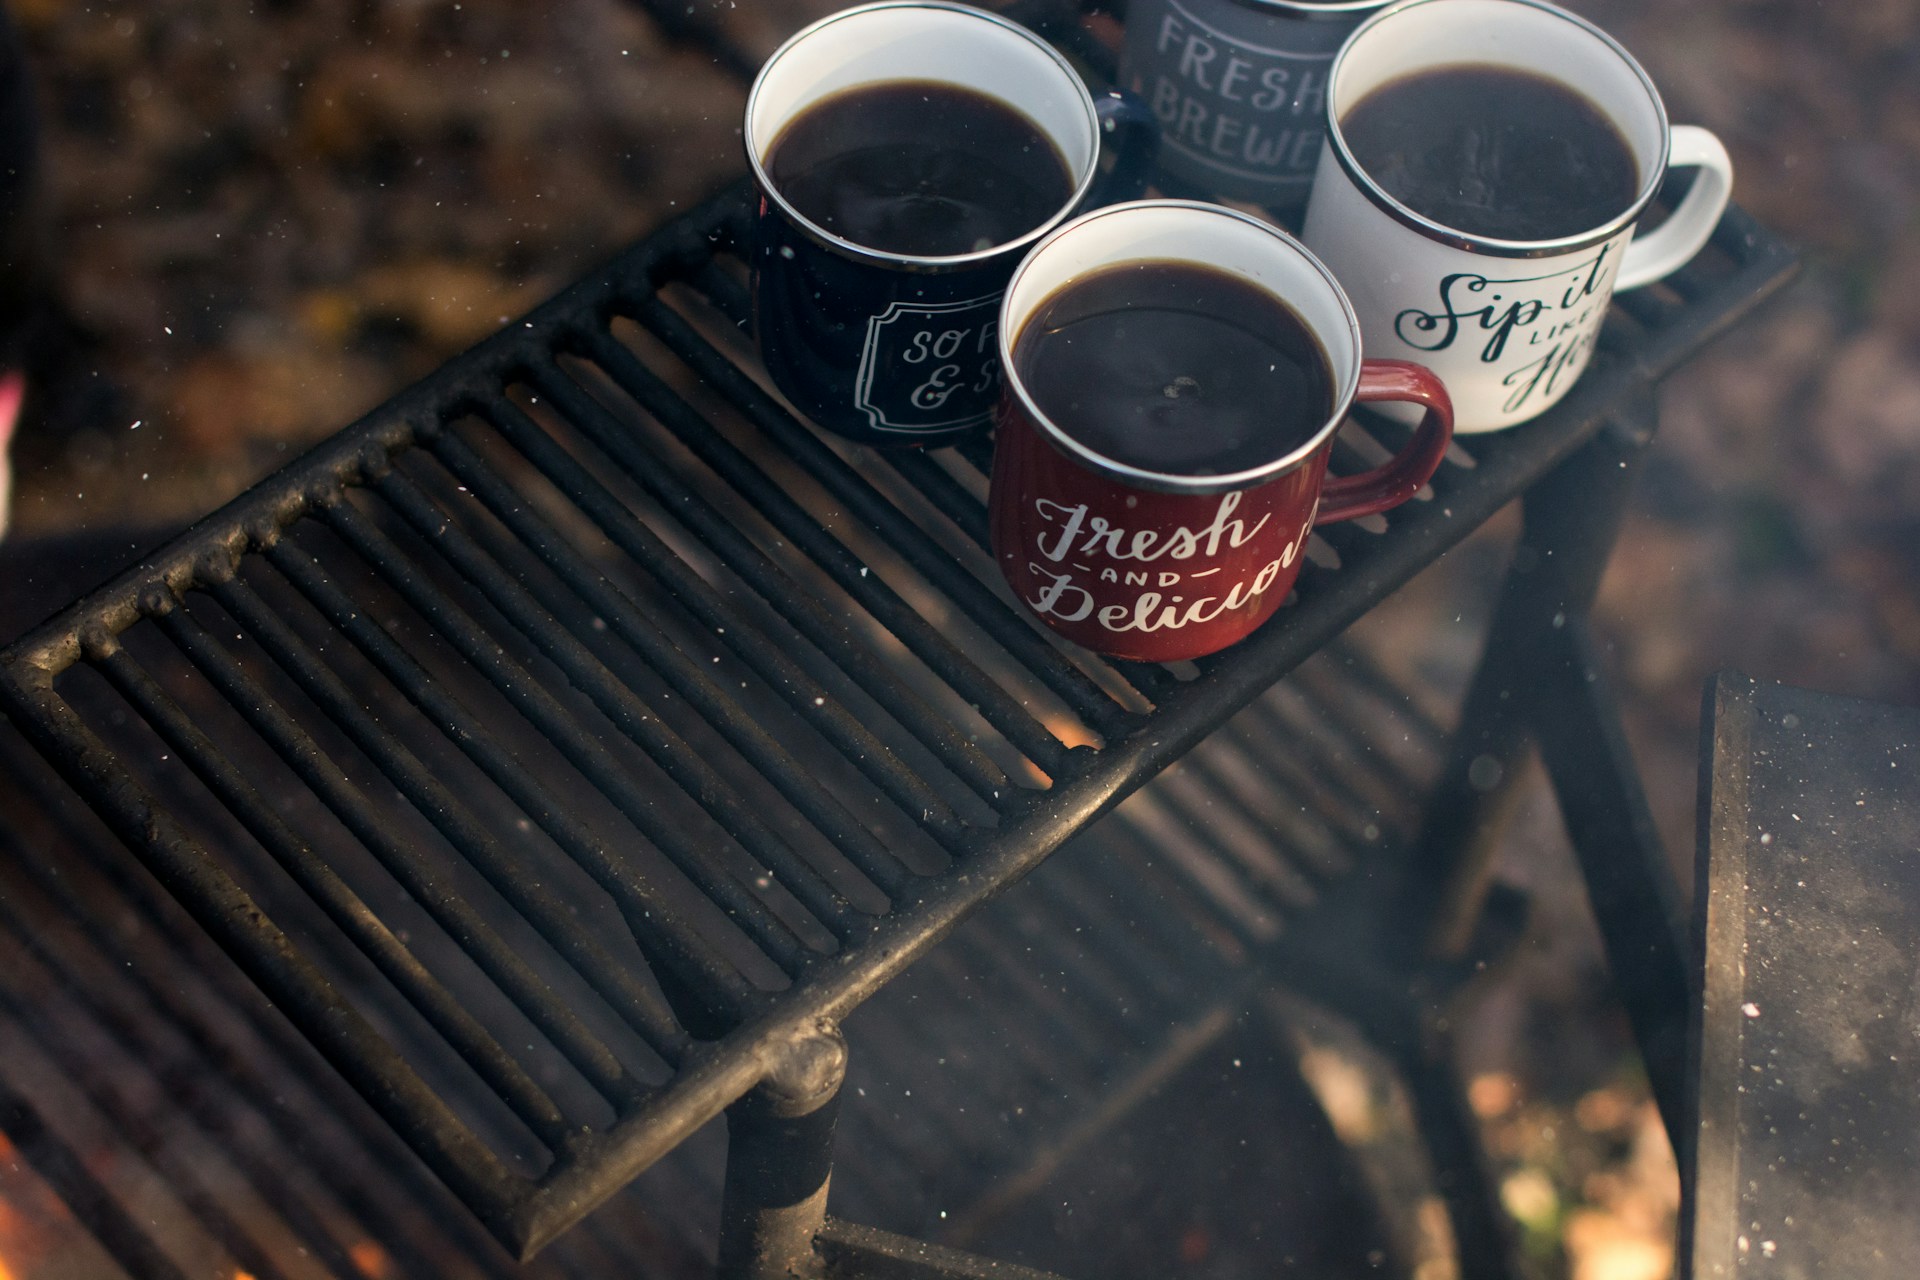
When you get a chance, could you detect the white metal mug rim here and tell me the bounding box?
[1323,0,1675,259]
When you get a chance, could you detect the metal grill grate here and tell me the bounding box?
[0,629,1442,1278]
[0,174,1798,1261]
[0,0,1800,1260]
[0,716,720,1280]
[825,638,1456,1245]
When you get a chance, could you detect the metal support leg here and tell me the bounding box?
[1261,929,1529,1280]
[1402,381,1694,1133]
[1529,615,1691,1137]
[1396,1029,1523,1280]
[1401,577,1542,962]
[816,1219,1075,1279]
[1404,389,1661,959]
[718,1029,849,1280]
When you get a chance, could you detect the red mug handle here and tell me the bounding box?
[1315,359,1454,524]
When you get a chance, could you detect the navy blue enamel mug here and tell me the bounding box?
[746,2,1152,447]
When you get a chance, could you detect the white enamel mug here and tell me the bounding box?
[1301,0,1734,433]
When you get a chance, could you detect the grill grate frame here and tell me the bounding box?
[0,177,1798,1258]
[0,0,1799,1246]
[0,631,1468,1279]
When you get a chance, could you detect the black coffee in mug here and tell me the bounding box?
[766,80,1076,258]
[1341,64,1640,241]
[1010,260,1333,477]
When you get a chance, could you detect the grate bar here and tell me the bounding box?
[199,576,658,1108]
[1198,686,1405,890]
[0,1069,196,1280]
[1319,640,1451,749]
[90,637,577,1151]
[1104,792,1284,941]
[576,327,1076,776]
[0,680,526,1233]
[1120,835,1257,966]
[852,989,1011,1116]
[1663,253,1727,306]
[886,450,994,552]
[507,364,1012,808]
[855,978,1079,1171]
[1180,739,1359,882]
[1638,208,1801,378]
[944,929,1117,1075]
[1232,697,1397,844]
[1327,435,1395,493]
[1209,686,1407,870]
[951,430,996,477]
[1023,865,1196,1009]
[0,745,530,1279]
[902,949,1094,1107]
[1290,522,1372,586]
[462,397,979,848]
[982,873,1175,1022]
[0,958,341,1280]
[1099,819,1271,955]
[635,291,1138,739]
[264,536,745,1031]
[1106,656,1183,705]
[913,946,1092,1096]
[317,494,815,977]
[1049,841,1237,984]
[872,947,1086,1114]
[987,896,1162,1036]
[419,428,922,900]
[432,512,923,924]
[1287,676,1434,820]
[0,872,501,1280]
[845,1018,1012,1178]
[368,465,866,942]
[1150,773,1320,911]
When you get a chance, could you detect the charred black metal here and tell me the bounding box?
[0,3,1799,1270]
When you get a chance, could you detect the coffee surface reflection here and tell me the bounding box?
[1010,260,1333,477]
[766,80,1074,257]
[1342,64,1640,241]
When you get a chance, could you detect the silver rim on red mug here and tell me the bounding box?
[1322,0,1674,259]
[997,198,1366,498]
[744,0,1103,270]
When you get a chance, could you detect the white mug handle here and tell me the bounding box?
[1615,125,1734,291]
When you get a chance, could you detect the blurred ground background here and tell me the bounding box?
[0,1,1914,1278]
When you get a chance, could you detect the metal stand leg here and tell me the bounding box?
[1396,1028,1521,1280]
[1408,389,1694,1095]
[1529,615,1691,1136]
[718,1030,849,1280]
[1404,390,1663,959]
[1264,938,1531,1280]
[1379,390,1699,1275]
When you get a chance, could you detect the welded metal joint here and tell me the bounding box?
[717,1027,849,1280]
[78,619,124,664]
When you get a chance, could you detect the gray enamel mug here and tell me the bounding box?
[1118,0,1392,214]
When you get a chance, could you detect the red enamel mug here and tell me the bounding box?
[990,200,1453,663]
